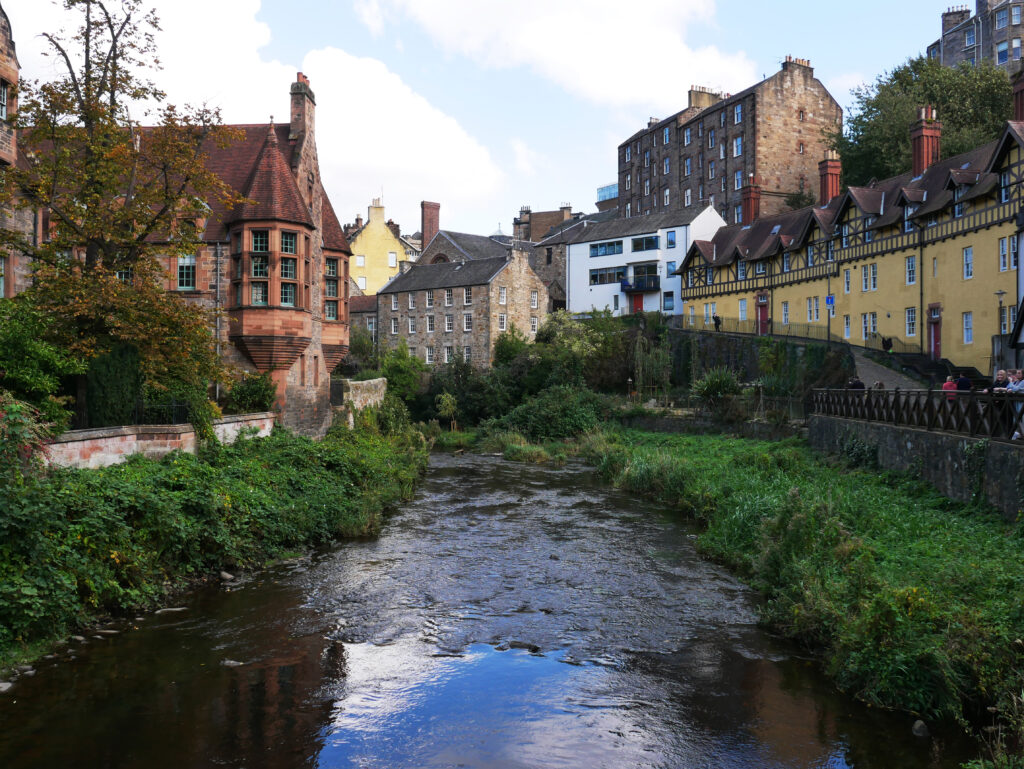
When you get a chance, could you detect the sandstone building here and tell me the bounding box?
[927,1,1024,70]
[377,249,548,367]
[618,57,841,225]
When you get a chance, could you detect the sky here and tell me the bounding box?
[7,0,952,239]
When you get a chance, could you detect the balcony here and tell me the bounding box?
[620,275,661,293]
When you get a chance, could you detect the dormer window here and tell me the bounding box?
[1001,170,1012,203]
[864,216,875,243]
[904,205,917,232]
[806,244,815,266]
[953,185,966,218]
[755,261,766,276]
[738,261,747,280]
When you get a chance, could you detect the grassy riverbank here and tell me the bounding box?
[442,424,1024,755]
[0,423,428,667]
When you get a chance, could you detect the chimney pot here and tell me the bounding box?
[910,104,943,177]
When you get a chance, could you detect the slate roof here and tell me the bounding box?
[378,257,508,294]
[536,210,617,245]
[349,295,378,313]
[430,230,512,260]
[562,208,707,245]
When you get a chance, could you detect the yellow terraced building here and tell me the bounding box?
[678,105,1024,376]
[344,198,419,294]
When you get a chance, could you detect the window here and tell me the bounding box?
[663,189,670,206]
[631,236,660,252]
[906,307,917,337]
[1002,170,1012,203]
[644,150,650,168]
[666,231,676,249]
[870,263,877,290]
[782,253,791,273]
[862,265,870,292]
[904,206,917,232]
[325,301,338,320]
[734,170,743,191]
[251,282,268,305]
[589,266,626,285]
[445,288,453,306]
[963,246,974,279]
[737,261,747,280]
[708,128,716,148]
[998,7,1009,29]
[625,145,631,162]
[426,289,434,308]
[719,143,725,160]
[427,315,435,333]
[408,317,416,334]
[1002,305,1019,334]
[841,224,849,248]
[464,287,472,305]
[388,252,397,268]
[706,266,715,285]
[782,301,790,325]
[684,127,691,145]
[664,157,670,175]
[177,254,196,290]
[734,205,742,224]
[444,346,453,364]
[963,311,973,343]
[864,217,875,243]
[530,316,539,333]
[529,289,539,310]
[464,346,472,362]
[806,297,813,322]
[251,230,269,252]
[326,258,338,277]
[813,296,820,321]
[463,313,472,332]
[498,286,507,305]
[498,313,507,331]
[861,313,869,340]
[0,81,8,121]
[445,314,454,332]
[281,232,297,254]
[720,110,726,127]
[966,27,976,46]
[281,258,297,280]
[391,295,399,311]
[1014,235,1020,270]
[1015,38,1022,60]
[390,317,399,334]
[684,157,692,176]
[1015,5,1021,24]
[734,104,742,123]
[545,248,553,265]
[426,347,435,364]
[843,315,850,339]
[1001,237,1010,271]
[663,126,670,144]
[999,40,1009,65]
[806,244,815,267]
[281,283,296,307]
[708,160,716,179]
[406,292,415,309]
[251,254,269,278]
[844,269,850,293]
[357,276,367,290]
[589,240,623,257]
[954,185,966,218]
[738,298,747,321]
[626,175,631,191]
[754,261,766,276]
[644,179,650,196]
[684,188,692,207]
[732,136,742,157]
[664,292,675,312]
[906,255,916,284]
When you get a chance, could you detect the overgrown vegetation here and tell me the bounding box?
[0,419,427,665]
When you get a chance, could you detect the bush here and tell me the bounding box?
[380,341,428,404]
[0,391,52,484]
[492,385,611,442]
[692,366,742,405]
[224,372,277,414]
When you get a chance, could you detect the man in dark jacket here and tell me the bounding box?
[956,373,972,391]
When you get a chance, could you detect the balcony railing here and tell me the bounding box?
[620,275,661,293]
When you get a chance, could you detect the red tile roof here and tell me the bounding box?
[321,194,351,254]
[349,295,378,313]
[227,123,313,229]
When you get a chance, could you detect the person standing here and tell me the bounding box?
[956,372,972,391]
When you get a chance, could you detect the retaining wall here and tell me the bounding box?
[330,377,387,409]
[47,412,276,470]
[808,415,1023,521]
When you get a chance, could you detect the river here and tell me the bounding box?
[0,453,974,768]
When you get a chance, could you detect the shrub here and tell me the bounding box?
[224,372,277,414]
[494,385,611,442]
[692,366,742,405]
[0,391,52,484]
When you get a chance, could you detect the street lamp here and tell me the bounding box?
[996,289,1008,367]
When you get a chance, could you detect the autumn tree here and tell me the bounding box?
[0,0,243,417]
[829,56,1012,187]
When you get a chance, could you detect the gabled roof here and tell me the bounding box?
[429,230,512,261]
[536,210,617,245]
[681,206,819,270]
[378,256,509,293]
[562,208,707,245]
[349,295,377,314]
[321,195,351,254]
[227,123,313,229]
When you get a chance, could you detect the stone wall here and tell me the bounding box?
[330,377,387,409]
[808,414,1024,520]
[47,412,276,470]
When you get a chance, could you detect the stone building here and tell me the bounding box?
[419,228,516,265]
[377,248,548,367]
[343,198,418,294]
[530,210,617,311]
[0,0,352,437]
[679,98,1024,376]
[349,294,378,343]
[618,56,841,225]
[927,1,1024,70]
[512,204,575,242]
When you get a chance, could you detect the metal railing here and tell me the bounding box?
[621,275,661,292]
[812,388,1024,441]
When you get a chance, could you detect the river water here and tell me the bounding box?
[0,453,974,768]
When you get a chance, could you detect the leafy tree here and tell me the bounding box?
[435,391,458,432]
[1,0,243,407]
[380,340,427,404]
[492,324,529,367]
[830,57,1012,187]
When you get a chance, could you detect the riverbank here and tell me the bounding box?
[0,422,428,670]
[438,424,1024,759]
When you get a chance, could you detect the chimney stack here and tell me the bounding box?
[910,105,942,177]
[819,149,842,204]
[421,201,440,248]
[289,72,316,141]
[741,176,761,224]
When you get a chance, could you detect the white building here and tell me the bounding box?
[565,207,725,315]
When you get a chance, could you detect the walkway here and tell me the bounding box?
[851,348,926,391]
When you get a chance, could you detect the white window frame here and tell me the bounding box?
[782,301,789,325]
[390,317,399,335]
[445,288,453,307]
[498,313,507,332]
[356,254,366,267]
[738,298,747,321]
[427,314,435,333]
[391,295,399,311]
[530,290,538,309]
[843,314,851,339]
[426,289,434,308]
[963,311,973,344]
[963,246,974,280]
[498,286,507,305]
[906,307,917,337]
[408,293,416,309]
[844,269,850,293]
[464,287,472,305]
[408,317,416,334]
[463,313,472,332]
[445,314,454,332]
[425,347,435,364]
[732,136,742,157]
[906,255,916,285]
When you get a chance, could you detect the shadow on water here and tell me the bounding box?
[0,453,976,768]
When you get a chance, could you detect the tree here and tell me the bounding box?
[829,57,1012,187]
[435,391,458,432]
[1,0,243,405]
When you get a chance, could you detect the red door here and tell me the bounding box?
[632,294,644,314]
[757,302,769,335]
[928,307,942,360]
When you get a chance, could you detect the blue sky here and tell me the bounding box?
[10,1,950,238]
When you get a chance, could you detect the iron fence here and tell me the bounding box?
[812,388,1024,441]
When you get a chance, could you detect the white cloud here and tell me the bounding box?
[510,138,541,176]
[354,0,386,38]
[357,0,758,113]
[9,0,503,234]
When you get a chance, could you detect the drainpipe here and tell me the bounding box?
[215,242,222,400]
[918,221,926,357]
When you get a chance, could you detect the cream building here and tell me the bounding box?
[345,198,418,294]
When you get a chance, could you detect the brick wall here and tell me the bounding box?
[46,412,276,470]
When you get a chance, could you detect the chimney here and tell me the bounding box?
[354,214,363,229]
[910,105,942,177]
[559,203,572,221]
[387,219,400,239]
[1014,70,1024,121]
[421,201,440,248]
[368,197,384,222]
[289,72,316,141]
[741,176,761,224]
[648,117,660,127]
[819,149,842,204]
[943,7,971,33]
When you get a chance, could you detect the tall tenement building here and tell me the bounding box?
[617,56,841,226]
[927,1,1024,69]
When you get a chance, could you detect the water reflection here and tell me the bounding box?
[0,454,973,768]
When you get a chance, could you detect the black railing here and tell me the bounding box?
[812,388,1024,441]
[621,275,661,292]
